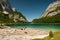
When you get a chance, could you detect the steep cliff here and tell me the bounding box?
[0,0,27,23]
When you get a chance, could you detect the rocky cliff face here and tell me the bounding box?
[41,1,60,18]
[0,0,12,13]
[0,0,27,23]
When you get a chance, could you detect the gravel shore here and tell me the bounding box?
[0,27,49,40]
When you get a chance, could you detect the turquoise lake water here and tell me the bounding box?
[6,24,60,31]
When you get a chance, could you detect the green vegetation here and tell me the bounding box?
[32,38,43,40]
[32,6,60,23]
[32,31,60,40]
[56,6,60,10]
[0,12,14,23]
[32,13,60,23]
[0,11,27,24]
[13,11,26,20]
[49,31,53,38]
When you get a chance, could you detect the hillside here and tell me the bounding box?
[32,13,60,23]
[0,11,27,23]
[0,0,27,24]
[32,1,60,23]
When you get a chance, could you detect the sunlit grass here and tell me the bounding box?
[32,31,60,40]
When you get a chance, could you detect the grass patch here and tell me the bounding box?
[32,38,43,40]
[32,31,60,40]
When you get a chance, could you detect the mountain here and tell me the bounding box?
[0,0,27,23]
[32,1,60,23]
[41,1,60,17]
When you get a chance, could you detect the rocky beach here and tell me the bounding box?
[0,26,49,40]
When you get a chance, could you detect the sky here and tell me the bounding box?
[9,0,56,21]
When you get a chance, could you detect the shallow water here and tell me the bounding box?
[6,24,60,31]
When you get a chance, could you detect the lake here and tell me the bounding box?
[6,24,60,31]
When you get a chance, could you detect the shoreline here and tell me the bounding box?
[0,27,49,40]
[0,23,60,25]
[0,26,59,40]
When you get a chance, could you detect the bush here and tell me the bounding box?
[49,31,54,38]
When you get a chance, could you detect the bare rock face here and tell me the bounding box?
[41,1,60,18]
[13,13,27,22]
[0,0,12,13]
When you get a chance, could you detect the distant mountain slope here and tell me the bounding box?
[0,0,27,23]
[32,1,60,23]
[32,13,60,23]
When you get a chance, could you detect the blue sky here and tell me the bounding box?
[9,0,56,21]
